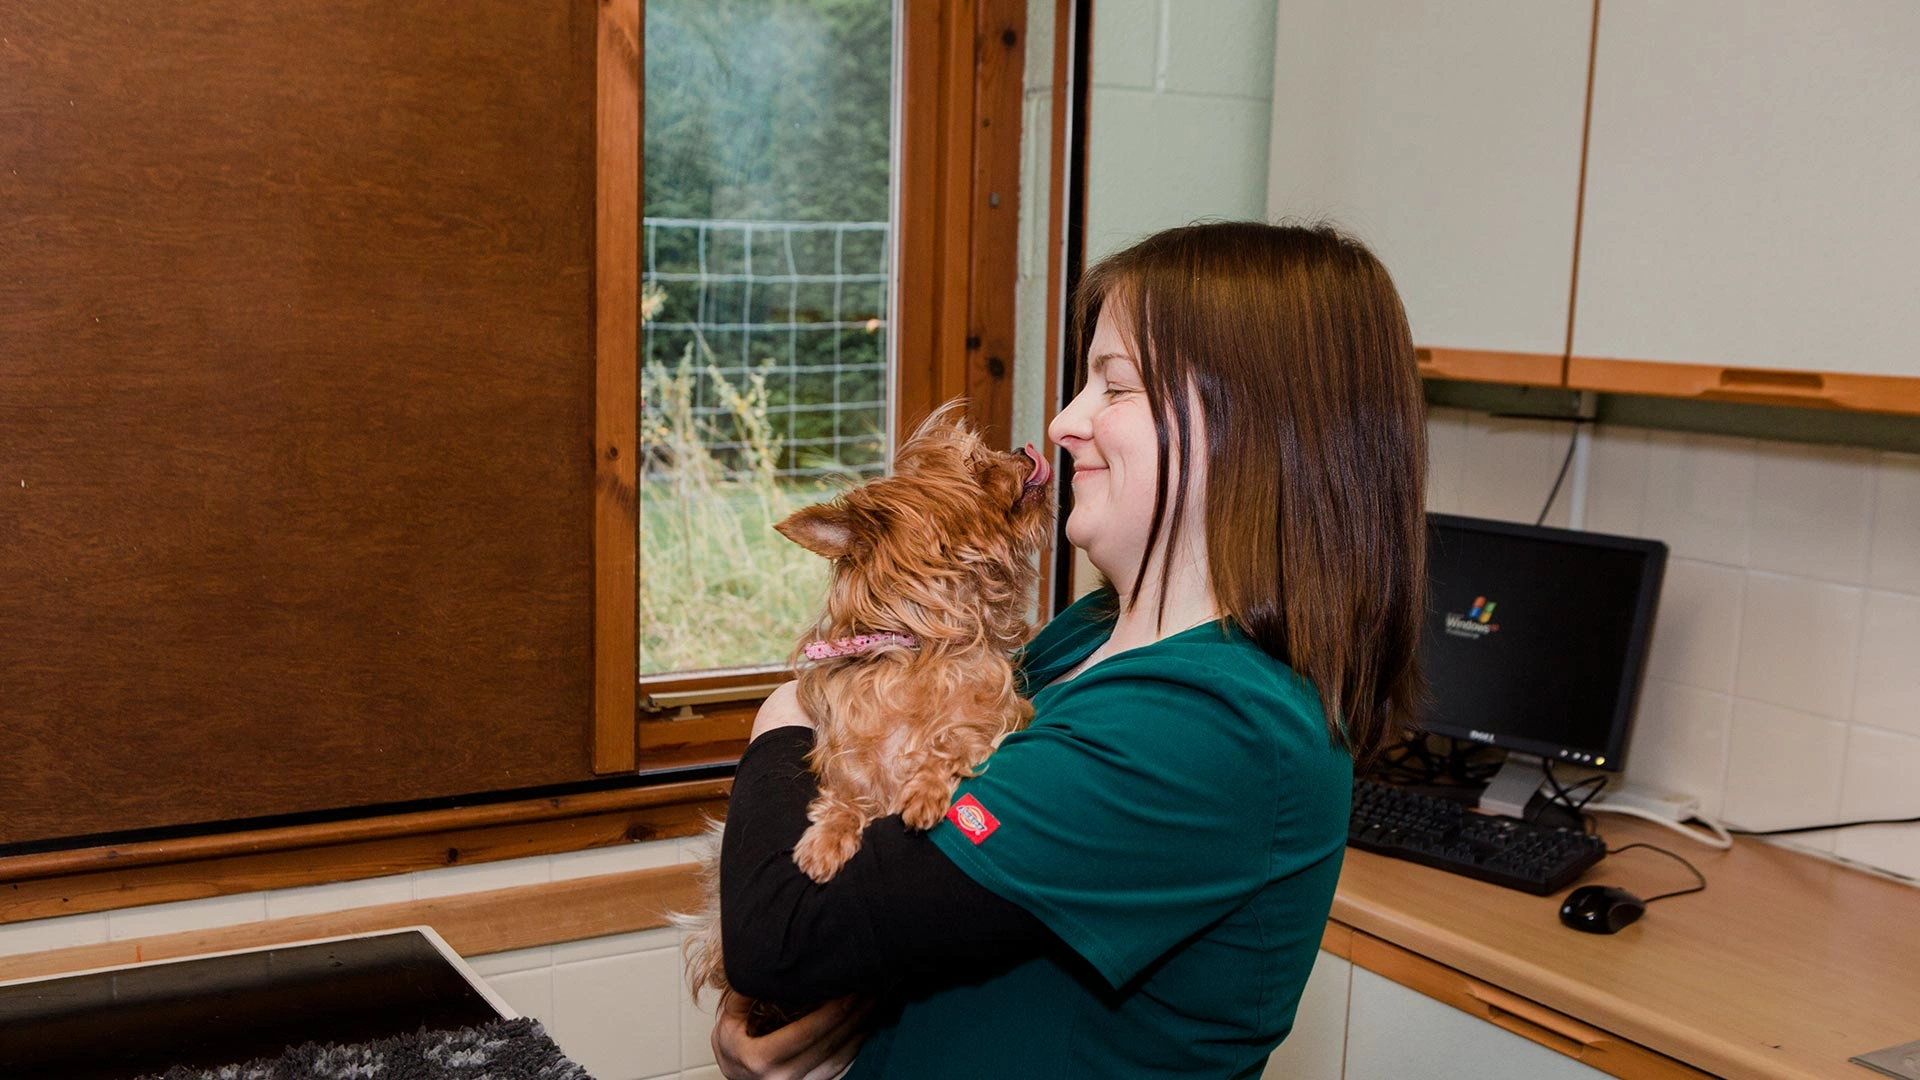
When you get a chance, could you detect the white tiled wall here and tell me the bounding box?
[1084,0,1277,261]
[1012,0,1062,456]
[1432,407,1920,882]
[0,838,719,1080]
[1069,0,1279,596]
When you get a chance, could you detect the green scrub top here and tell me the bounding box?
[845,592,1354,1079]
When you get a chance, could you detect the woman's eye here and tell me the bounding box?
[1103,385,1133,398]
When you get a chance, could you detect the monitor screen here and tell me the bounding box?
[1418,513,1666,770]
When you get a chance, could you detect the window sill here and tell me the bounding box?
[0,777,729,927]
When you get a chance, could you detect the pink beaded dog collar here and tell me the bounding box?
[802,632,920,661]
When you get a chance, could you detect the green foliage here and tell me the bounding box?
[639,349,836,672]
[645,0,892,223]
[643,0,894,478]
[639,0,893,670]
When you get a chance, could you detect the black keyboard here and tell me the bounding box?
[1347,778,1606,895]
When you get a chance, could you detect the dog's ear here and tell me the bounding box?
[774,504,863,559]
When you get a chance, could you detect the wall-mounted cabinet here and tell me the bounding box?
[1569,0,1920,412]
[1270,0,1920,416]
[1267,0,1592,386]
[1575,0,1920,378]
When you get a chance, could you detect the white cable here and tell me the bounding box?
[1587,805,1733,850]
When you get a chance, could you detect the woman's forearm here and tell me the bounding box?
[719,727,1055,1005]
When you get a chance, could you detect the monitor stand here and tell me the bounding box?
[1478,752,1545,818]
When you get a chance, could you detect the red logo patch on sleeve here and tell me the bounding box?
[945,793,1000,844]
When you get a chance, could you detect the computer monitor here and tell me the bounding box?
[1417,513,1666,804]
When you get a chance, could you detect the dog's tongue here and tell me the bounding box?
[1022,443,1052,487]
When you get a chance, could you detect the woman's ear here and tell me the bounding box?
[774,504,862,559]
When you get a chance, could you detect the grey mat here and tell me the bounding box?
[135,1018,593,1080]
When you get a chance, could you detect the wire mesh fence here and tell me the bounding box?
[642,217,891,480]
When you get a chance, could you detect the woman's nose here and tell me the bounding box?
[1047,390,1092,447]
[1045,412,1077,450]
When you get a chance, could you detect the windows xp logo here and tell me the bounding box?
[1444,596,1500,639]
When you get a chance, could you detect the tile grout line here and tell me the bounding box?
[1152,0,1169,94]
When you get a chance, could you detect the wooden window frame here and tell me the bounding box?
[625,0,1045,770]
[0,0,1061,927]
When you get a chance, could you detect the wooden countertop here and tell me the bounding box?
[1330,815,1920,1080]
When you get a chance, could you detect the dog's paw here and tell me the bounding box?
[792,822,861,883]
[899,781,954,831]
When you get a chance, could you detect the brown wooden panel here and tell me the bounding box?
[1414,346,1565,387]
[0,779,726,924]
[965,0,1027,449]
[0,2,603,845]
[1319,920,1353,959]
[896,1,979,437]
[636,706,753,771]
[0,864,704,984]
[1568,355,1920,416]
[595,0,641,773]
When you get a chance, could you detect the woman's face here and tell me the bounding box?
[1047,304,1206,589]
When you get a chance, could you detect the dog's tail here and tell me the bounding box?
[672,817,730,1004]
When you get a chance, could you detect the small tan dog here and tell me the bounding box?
[682,404,1054,1012]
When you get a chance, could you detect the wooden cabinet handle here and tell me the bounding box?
[1705,367,1836,405]
[1466,981,1609,1053]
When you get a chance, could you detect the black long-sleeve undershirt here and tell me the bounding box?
[719,726,1057,1005]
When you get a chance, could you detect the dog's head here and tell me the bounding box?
[775,403,1054,655]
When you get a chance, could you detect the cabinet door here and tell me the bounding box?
[1267,0,1591,373]
[1345,968,1610,1080]
[1575,0,1920,376]
[1262,949,1352,1080]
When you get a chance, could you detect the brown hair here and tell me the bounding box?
[1073,222,1427,767]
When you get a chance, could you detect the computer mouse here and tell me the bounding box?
[1559,884,1646,934]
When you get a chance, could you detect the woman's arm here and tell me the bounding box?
[720,723,1056,1005]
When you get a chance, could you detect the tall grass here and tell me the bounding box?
[639,333,840,673]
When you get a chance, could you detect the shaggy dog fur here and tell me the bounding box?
[682,405,1054,1015]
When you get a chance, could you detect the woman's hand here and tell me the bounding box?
[750,680,813,742]
[711,992,874,1080]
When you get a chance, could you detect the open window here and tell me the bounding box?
[0,0,1069,919]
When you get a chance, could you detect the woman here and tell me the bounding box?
[713,222,1427,1079]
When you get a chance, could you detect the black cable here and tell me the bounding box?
[1605,842,1708,903]
[1726,813,1920,836]
[1535,422,1580,527]
[1531,757,1609,829]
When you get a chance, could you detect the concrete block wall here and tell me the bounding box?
[1083,0,1278,261]
[1065,0,1281,594]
